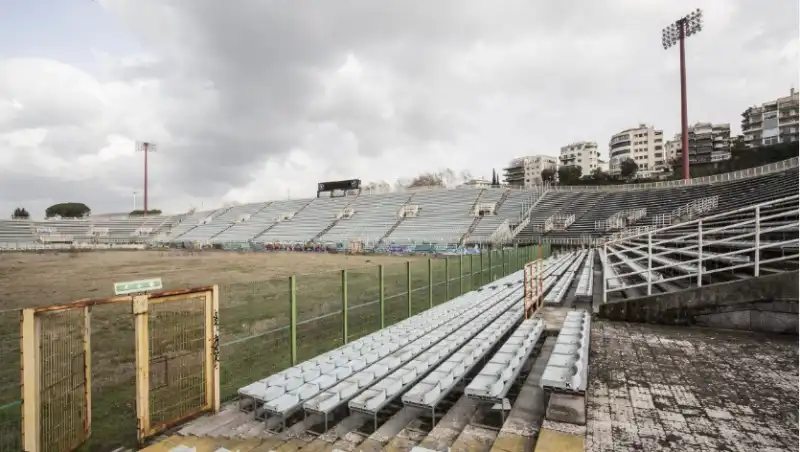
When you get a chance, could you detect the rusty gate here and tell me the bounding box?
[21,286,220,452]
[523,260,544,318]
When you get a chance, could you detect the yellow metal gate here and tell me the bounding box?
[21,286,220,452]
[134,287,220,442]
[21,306,91,452]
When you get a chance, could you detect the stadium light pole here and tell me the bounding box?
[135,141,158,216]
[662,8,703,182]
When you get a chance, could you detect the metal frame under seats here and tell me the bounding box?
[540,310,590,393]
[464,318,545,403]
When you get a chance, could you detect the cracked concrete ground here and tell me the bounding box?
[586,320,799,452]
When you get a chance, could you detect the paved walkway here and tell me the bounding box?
[586,320,799,451]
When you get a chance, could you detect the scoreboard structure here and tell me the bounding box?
[317,179,361,197]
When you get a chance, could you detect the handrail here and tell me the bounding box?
[550,157,798,192]
[607,194,798,244]
[602,194,799,301]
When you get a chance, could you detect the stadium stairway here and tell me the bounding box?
[311,193,363,242]
[378,194,416,244]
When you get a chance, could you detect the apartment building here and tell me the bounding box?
[666,122,732,164]
[503,155,557,188]
[741,88,799,148]
[608,124,665,178]
[559,141,603,176]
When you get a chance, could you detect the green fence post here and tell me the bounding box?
[379,264,385,329]
[459,254,464,295]
[469,253,474,290]
[502,249,506,276]
[428,258,433,308]
[488,250,493,281]
[406,261,412,318]
[289,275,297,365]
[445,258,450,300]
[341,269,348,345]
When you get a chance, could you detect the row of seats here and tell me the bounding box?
[517,167,799,242]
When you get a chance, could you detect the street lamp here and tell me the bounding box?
[662,8,703,182]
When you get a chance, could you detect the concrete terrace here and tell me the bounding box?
[586,320,798,452]
[141,314,799,451]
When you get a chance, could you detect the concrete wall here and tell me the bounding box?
[599,271,799,334]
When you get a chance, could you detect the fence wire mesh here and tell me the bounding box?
[409,260,430,316]
[295,270,344,363]
[38,308,87,452]
[148,295,207,428]
[346,266,380,342]
[382,263,409,327]
[0,310,20,452]
[218,279,291,401]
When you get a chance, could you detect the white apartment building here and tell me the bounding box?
[461,178,492,188]
[503,155,557,188]
[667,122,732,165]
[559,141,603,176]
[741,88,799,147]
[608,124,666,178]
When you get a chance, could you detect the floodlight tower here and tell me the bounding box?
[135,141,158,216]
[662,8,703,182]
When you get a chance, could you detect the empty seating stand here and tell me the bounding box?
[465,318,545,404]
[387,188,482,245]
[238,273,523,430]
[540,310,590,393]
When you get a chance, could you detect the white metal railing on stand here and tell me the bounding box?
[602,194,799,302]
[652,195,720,227]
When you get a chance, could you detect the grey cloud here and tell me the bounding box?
[0,0,796,214]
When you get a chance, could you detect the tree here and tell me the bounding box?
[45,203,91,219]
[557,165,582,185]
[407,172,444,188]
[540,168,556,184]
[590,168,609,182]
[130,209,162,216]
[619,158,638,178]
[12,207,29,219]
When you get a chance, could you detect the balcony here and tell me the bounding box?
[609,140,631,150]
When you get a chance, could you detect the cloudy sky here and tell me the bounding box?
[1,0,797,218]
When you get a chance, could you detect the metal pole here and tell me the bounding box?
[647,233,653,295]
[697,219,703,287]
[289,276,297,365]
[379,265,385,329]
[679,22,690,181]
[341,269,348,345]
[428,258,433,308]
[754,206,760,277]
[445,258,450,300]
[143,143,149,216]
[407,261,412,318]
[602,243,608,304]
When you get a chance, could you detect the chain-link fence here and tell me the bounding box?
[0,246,544,452]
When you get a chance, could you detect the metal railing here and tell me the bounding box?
[595,208,647,231]
[602,194,799,302]
[551,157,798,192]
[652,195,719,227]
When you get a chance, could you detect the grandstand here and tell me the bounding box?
[1,158,795,252]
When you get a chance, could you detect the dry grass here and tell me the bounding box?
[0,250,426,309]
